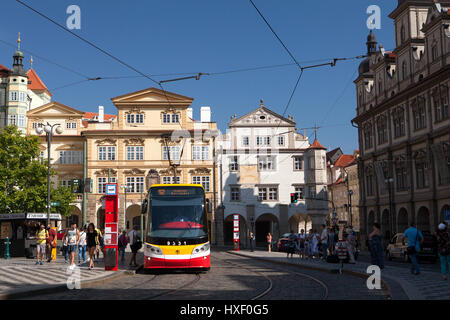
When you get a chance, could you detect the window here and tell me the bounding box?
[294,186,304,199]
[136,114,144,124]
[294,157,303,171]
[193,146,209,160]
[97,177,116,194]
[126,177,145,193]
[364,126,373,150]
[256,136,270,146]
[231,187,240,201]
[66,122,77,129]
[402,61,407,81]
[432,44,438,61]
[127,114,135,124]
[98,146,115,161]
[268,187,278,201]
[415,162,428,189]
[18,115,26,127]
[366,172,374,196]
[172,114,179,123]
[278,136,285,146]
[163,146,180,160]
[242,136,249,147]
[59,151,83,164]
[162,114,171,123]
[7,115,17,126]
[32,122,43,129]
[400,25,406,43]
[258,156,275,171]
[308,157,315,169]
[9,91,18,102]
[229,156,239,172]
[377,117,388,145]
[396,166,408,191]
[126,146,144,161]
[413,103,427,131]
[60,180,71,188]
[309,186,316,199]
[434,94,449,123]
[162,176,181,184]
[393,110,405,138]
[258,188,267,201]
[192,176,210,191]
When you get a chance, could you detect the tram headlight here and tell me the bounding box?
[191,243,210,256]
[145,244,163,256]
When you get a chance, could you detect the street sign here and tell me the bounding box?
[106,184,118,196]
[51,201,60,207]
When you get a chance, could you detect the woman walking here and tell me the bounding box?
[368,223,384,269]
[78,226,87,264]
[266,233,272,253]
[86,223,98,270]
[436,223,450,280]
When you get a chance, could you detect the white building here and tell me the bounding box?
[216,100,329,246]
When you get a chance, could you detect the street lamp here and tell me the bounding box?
[120,184,131,230]
[35,122,63,227]
[348,190,353,227]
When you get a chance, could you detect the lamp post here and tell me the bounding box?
[35,123,63,227]
[120,184,130,231]
[348,190,353,227]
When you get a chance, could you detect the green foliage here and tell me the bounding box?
[0,125,76,216]
[51,186,77,216]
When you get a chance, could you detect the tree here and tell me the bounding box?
[0,125,76,215]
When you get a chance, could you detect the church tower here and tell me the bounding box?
[6,33,29,134]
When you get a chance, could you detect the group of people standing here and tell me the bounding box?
[35,223,142,269]
[284,229,321,259]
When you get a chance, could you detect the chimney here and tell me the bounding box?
[98,106,104,123]
[200,106,211,123]
[187,108,193,120]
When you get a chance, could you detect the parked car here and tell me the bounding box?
[386,232,438,263]
[277,233,294,252]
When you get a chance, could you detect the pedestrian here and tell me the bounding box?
[128,225,141,267]
[95,227,104,260]
[298,229,306,259]
[249,232,255,252]
[403,222,423,275]
[306,229,313,258]
[436,223,450,280]
[78,226,87,264]
[287,230,297,258]
[86,223,98,270]
[46,224,57,263]
[65,223,80,269]
[312,230,319,258]
[320,225,328,260]
[346,226,356,264]
[62,228,69,263]
[266,232,272,253]
[35,224,48,265]
[118,230,129,262]
[368,223,385,269]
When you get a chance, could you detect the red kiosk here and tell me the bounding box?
[104,183,119,271]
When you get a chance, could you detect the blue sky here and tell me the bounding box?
[1,0,397,153]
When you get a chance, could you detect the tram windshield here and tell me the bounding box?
[147,186,207,239]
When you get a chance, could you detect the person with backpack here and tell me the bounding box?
[118,230,129,262]
[403,222,423,275]
[436,223,450,280]
[128,225,141,267]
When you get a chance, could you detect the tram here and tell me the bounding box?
[141,184,210,270]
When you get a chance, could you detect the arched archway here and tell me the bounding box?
[288,214,312,234]
[417,207,430,233]
[381,209,391,240]
[397,208,408,234]
[126,204,142,232]
[64,206,82,229]
[255,214,279,245]
[223,214,247,246]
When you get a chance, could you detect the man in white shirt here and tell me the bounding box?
[320,224,329,260]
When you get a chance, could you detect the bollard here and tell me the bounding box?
[4,237,11,260]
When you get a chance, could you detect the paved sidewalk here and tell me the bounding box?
[0,248,143,299]
[230,249,450,300]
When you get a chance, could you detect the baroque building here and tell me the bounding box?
[352,1,450,244]
[216,100,328,247]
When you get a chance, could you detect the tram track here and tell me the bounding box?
[215,252,329,300]
[140,273,202,300]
